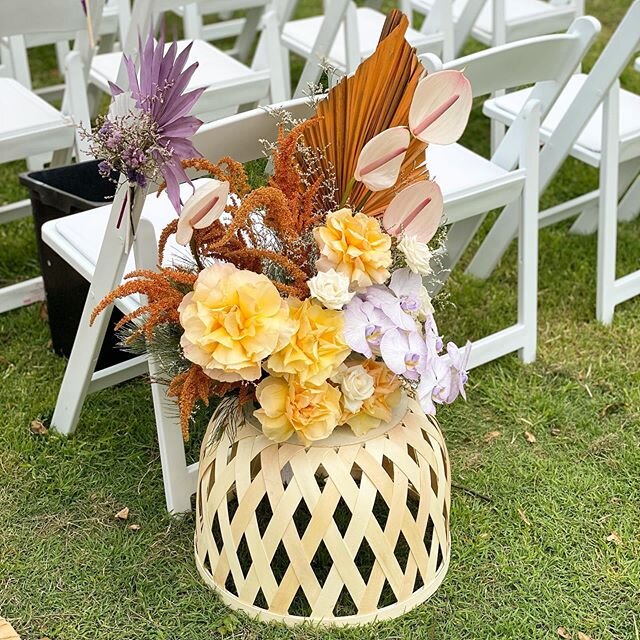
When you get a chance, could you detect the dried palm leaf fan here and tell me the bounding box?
[301,10,428,217]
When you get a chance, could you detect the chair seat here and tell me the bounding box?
[282,7,443,70]
[427,143,525,222]
[0,78,74,164]
[41,181,207,315]
[414,0,577,43]
[483,73,640,166]
[90,39,267,115]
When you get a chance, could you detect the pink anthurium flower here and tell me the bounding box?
[409,70,472,145]
[175,179,229,246]
[354,126,411,191]
[383,180,443,242]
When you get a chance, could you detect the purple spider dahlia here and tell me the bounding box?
[110,28,205,213]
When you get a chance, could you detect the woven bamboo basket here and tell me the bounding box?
[194,395,451,626]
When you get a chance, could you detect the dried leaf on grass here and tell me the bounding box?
[115,507,129,521]
[129,524,141,532]
[577,633,594,640]
[29,420,48,436]
[483,430,502,443]
[517,508,531,526]
[557,627,571,639]
[606,531,622,546]
[524,431,537,444]
[0,617,21,639]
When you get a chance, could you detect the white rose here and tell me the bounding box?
[398,234,433,276]
[333,364,375,414]
[308,269,355,310]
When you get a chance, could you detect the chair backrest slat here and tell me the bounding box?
[191,98,315,163]
[422,17,600,99]
[421,17,600,174]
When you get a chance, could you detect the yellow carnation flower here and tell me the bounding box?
[344,359,402,436]
[179,263,295,382]
[267,298,350,385]
[254,376,342,445]
[314,207,392,289]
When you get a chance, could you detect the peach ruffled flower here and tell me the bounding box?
[178,263,295,382]
[343,359,403,436]
[314,208,392,289]
[267,298,350,385]
[254,376,342,445]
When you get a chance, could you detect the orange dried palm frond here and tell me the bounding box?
[300,10,428,217]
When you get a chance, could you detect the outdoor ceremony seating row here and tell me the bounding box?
[40,18,603,511]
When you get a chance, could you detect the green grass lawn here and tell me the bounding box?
[1,2,639,638]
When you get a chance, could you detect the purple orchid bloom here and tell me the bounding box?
[424,313,444,355]
[343,296,396,358]
[362,268,422,331]
[440,341,471,402]
[417,341,471,414]
[379,328,429,381]
[111,28,205,213]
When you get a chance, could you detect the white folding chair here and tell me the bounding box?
[405,0,584,54]
[179,1,267,63]
[469,1,640,324]
[283,0,454,99]
[0,0,104,314]
[89,0,287,123]
[416,20,599,372]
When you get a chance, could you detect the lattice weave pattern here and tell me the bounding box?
[194,399,451,625]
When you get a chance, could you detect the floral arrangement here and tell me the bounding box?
[92,12,473,445]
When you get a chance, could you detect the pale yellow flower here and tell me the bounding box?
[267,298,350,385]
[314,208,392,289]
[344,359,402,436]
[254,376,342,445]
[179,263,295,382]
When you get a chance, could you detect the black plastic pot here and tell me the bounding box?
[20,160,135,369]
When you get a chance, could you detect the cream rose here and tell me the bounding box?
[314,208,392,289]
[332,364,375,414]
[307,269,355,310]
[179,263,296,382]
[398,234,433,276]
[254,376,342,445]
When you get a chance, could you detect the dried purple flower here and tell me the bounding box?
[110,28,206,212]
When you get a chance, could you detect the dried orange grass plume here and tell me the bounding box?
[90,267,196,339]
[269,120,324,238]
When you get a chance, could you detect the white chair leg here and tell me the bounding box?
[571,158,640,234]
[150,374,195,514]
[465,203,520,279]
[182,4,202,40]
[431,214,487,296]
[596,86,620,326]
[615,162,640,223]
[135,218,195,514]
[51,184,146,435]
[0,277,45,314]
[518,101,540,364]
